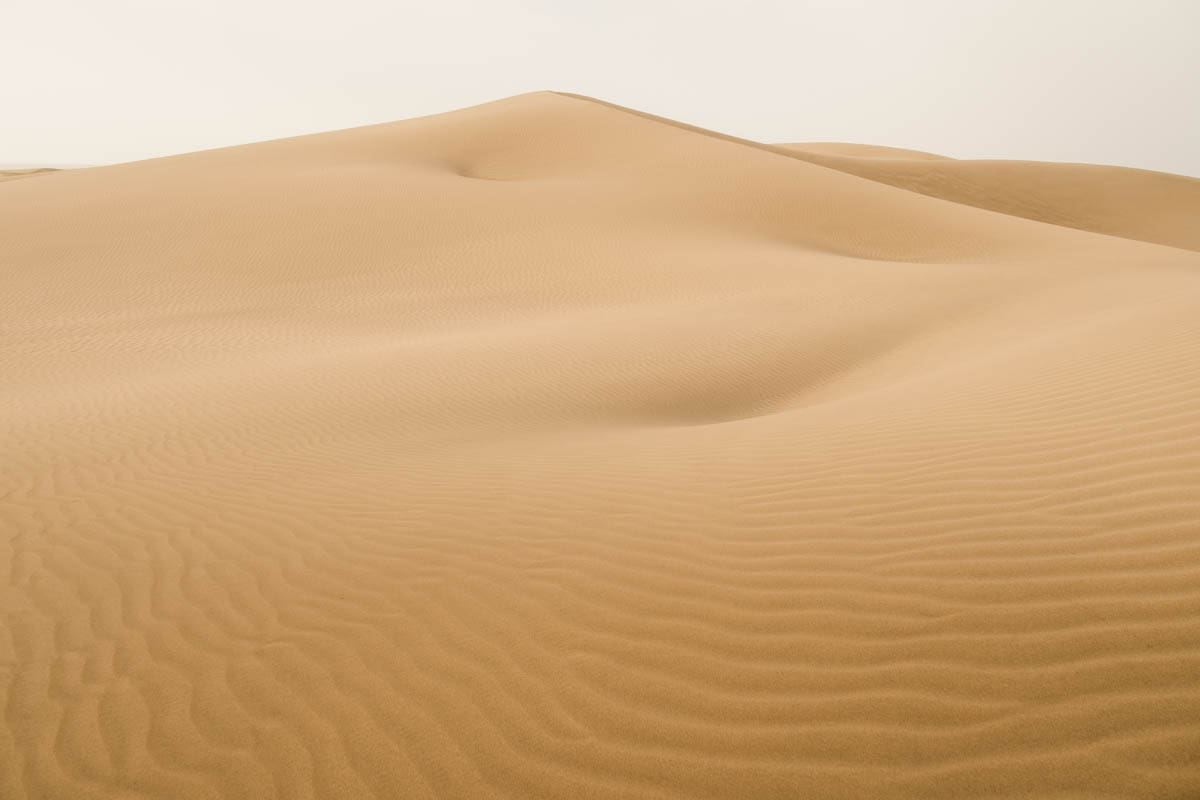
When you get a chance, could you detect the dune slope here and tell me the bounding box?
[2,92,1200,800]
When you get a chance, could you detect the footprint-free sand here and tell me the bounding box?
[3,92,1199,799]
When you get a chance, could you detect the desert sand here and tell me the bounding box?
[0,168,60,184]
[2,91,1199,799]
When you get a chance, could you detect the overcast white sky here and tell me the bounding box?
[3,0,1198,175]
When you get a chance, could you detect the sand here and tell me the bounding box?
[2,91,1199,800]
[0,168,59,184]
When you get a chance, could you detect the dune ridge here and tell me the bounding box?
[2,91,1199,799]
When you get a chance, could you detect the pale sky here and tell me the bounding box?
[3,0,1198,176]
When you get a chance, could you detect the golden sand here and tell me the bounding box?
[2,92,1199,799]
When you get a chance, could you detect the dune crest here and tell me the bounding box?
[3,92,1200,800]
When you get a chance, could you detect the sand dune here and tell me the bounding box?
[778,143,1200,252]
[779,142,952,160]
[2,91,1199,799]
[0,168,58,183]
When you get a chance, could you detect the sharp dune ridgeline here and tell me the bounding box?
[3,91,1200,800]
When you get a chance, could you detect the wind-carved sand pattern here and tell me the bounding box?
[2,92,1200,800]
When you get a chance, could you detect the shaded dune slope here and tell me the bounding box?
[2,92,1200,800]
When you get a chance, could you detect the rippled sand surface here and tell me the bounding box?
[3,92,1200,799]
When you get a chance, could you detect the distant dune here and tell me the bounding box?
[777,143,1200,252]
[0,167,58,183]
[2,92,1199,800]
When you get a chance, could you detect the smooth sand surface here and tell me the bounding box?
[3,92,1200,799]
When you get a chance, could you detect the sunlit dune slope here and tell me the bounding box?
[3,91,1200,800]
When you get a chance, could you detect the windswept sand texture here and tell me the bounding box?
[3,92,1200,800]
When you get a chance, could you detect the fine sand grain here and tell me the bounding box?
[2,92,1199,799]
